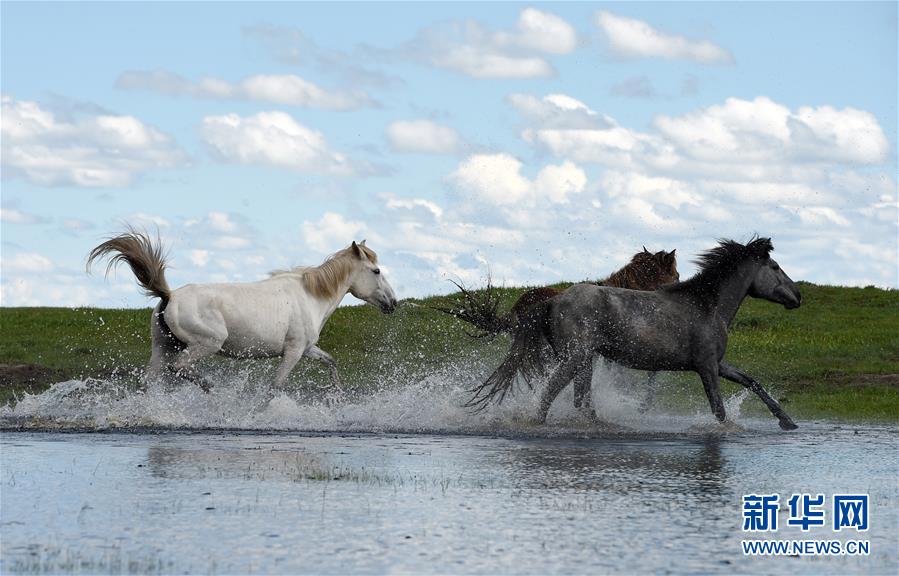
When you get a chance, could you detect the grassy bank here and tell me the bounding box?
[1,283,897,421]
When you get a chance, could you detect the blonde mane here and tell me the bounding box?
[271,244,378,300]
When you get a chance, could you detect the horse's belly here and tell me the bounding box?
[219,335,284,359]
[596,336,689,372]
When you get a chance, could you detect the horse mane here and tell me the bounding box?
[271,243,377,300]
[665,236,773,298]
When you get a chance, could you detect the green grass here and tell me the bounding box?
[1,283,896,421]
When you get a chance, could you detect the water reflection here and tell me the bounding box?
[501,435,727,500]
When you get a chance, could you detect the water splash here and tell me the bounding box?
[1,358,759,435]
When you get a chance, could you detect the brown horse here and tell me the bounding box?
[436,248,679,338]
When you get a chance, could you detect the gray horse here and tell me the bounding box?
[468,237,802,430]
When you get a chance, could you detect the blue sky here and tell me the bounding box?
[2,2,896,307]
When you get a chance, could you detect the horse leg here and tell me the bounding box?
[146,305,181,385]
[304,345,341,388]
[169,343,221,393]
[537,354,584,424]
[638,371,659,413]
[572,358,598,422]
[698,365,726,424]
[272,345,305,389]
[719,362,798,430]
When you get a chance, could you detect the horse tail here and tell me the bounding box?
[87,227,171,303]
[430,279,512,338]
[465,298,554,411]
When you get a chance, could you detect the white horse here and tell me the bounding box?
[87,229,397,391]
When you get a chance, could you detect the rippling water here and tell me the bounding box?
[2,426,896,574]
[1,371,896,574]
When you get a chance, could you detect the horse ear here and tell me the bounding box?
[643,245,649,253]
[351,241,365,259]
[360,239,366,246]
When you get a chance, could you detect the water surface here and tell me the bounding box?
[2,423,895,574]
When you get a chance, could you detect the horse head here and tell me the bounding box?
[347,240,398,314]
[654,249,679,284]
[748,256,802,310]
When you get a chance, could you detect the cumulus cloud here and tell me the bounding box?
[407,8,577,79]
[386,120,463,154]
[1,95,187,187]
[183,211,258,252]
[510,92,894,285]
[117,71,373,111]
[1,204,49,225]
[3,252,55,273]
[201,111,354,174]
[302,212,369,254]
[448,154,587,207]
[507,93,612,130]
[382,194,445,220]
[520,95,890,186]
[596,11,733,63]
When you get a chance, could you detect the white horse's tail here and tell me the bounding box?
[87,228,171,302]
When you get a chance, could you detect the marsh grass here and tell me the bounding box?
[0,283,896,421]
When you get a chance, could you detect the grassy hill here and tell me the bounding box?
[1,282,897,421]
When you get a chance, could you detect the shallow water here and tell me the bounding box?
[1,372,896,574]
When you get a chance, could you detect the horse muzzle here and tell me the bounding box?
[778,285,802,309]
[378,297,398,314]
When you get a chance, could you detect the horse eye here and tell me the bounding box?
[771,263,780,271]
[373,268,380,275]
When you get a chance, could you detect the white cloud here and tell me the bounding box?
[1,205,48,225]
[602,171,701,209]
[494,8,578,55]
[383,194,445,220]
[182,211,257,253]
[448,154,533,205]
[524,124,661,167]
[189,249,211,267]
[791,206,851,227]
[654,97,889,166]
[534,161,589,204]
[1,95,187,187]
[201,111,353,174]
[3,252,55,273]
[386,120,462,154]
[117,71,372,111]
[302,212,368,253]
[448,154,587,207]
[520,95,891,191]
[207,211,237,233]
[507,93,612,129]
[596,11,733,64]
[408,8,576,79]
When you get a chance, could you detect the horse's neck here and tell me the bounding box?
[292,273,353,332]
[713,265,756,325]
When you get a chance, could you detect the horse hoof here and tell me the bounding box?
[779,419,798,431]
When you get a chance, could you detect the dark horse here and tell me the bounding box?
[468,237,802,430]
[436,248,679,337]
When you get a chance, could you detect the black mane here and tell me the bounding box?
[665,236,773,299]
